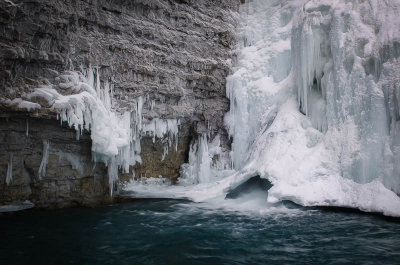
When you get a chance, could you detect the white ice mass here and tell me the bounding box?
[4,66,181,195]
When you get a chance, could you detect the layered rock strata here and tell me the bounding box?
[0,0,240,207]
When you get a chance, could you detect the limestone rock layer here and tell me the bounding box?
[0,0,241,207]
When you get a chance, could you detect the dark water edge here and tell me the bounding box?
[1,199,400,265]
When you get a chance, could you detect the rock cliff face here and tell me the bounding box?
[0,0,240,207]
[0,114,111,208]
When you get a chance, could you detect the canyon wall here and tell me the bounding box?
[0,0,240,207]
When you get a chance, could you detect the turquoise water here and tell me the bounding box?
[1,199,400,265]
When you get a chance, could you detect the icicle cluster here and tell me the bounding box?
[142,118,181,152]
[292,7,329,132]
[13,66,180,195]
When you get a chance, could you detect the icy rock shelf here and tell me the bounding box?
[125,0,400,217]
[2,67,181,195]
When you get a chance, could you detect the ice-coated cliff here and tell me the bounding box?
[0,0,240,207]
[127,0,400,217]
[226,0,400,216]
[2,0,400,216]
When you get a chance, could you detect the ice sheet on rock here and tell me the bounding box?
[56,151,84,175]
[0,98,41,111]
[0,201,35,213]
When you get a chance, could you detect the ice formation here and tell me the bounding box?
[6,153,13,185]
[38,140,50,179]
[0,98,41,112]
[223,0,400,216]
[0,201,35,213]
[179,134,213,185]
[25,119,29,137]
[3,0,400,216]
[142,118,180,152]
[125,0,400,217]
[56,152,84,175]
[3,66,180,194]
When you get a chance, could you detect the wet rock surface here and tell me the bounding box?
[0,115,110,208]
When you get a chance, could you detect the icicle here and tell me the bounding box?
[14,68,177,195]
[103,80,111,110]
[95,67,101,97]
[107,157,118,196]
[136,96,143,131]
[87,65,95,89]
[26,119,29,137]
[110,83,114,101]
[197,134,212,183]
[292,11,328,132]
[39,140,50,179]
[161,146,168,161]
[178,134,214,185]
[6,153,13,185]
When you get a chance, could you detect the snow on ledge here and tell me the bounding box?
[2,69,180,195]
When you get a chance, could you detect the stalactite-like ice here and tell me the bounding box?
[8,66,181,194]
[39,140,50,179]
[25,119,29,137]
[6,153,13,185]
[290,0,400,194]
[179,134,213,185]
[142,118,180,155]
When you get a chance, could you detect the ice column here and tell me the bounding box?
[179,134,213,185]
[292,8,329,132]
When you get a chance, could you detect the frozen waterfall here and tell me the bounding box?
[222,0,400,216]
[125,0,400,217]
